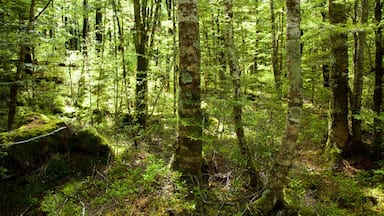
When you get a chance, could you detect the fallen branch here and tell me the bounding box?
[0,126,67,147]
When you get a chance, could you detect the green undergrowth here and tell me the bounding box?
[41,152,196,215]
[284,163,384,216]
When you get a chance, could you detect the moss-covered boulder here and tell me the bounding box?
[0,115,70,176]
[0,113,111,178]
[69,127,110,157]
[0,113,112,215]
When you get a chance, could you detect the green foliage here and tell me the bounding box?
[283,167,384,216]
[41,153,195,215]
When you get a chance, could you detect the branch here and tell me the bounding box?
[0,126,67,147]
[34,0,53,21]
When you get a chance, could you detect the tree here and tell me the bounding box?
[224,0,259,188]
[373,0,383,154]
[8,0,36,131]
[253,0,302,213]
[172,0,203,178]
[326,0,349,152]
[133,0,150,128]
[351,0,368,152]
[133,0,161,128]
[82,0,89,55]
[95,3,103,44]
[270,0,282,95]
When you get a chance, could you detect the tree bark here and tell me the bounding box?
[373,0,383,155]
[172,0,203,179]
[253,0,302,213]
[327,0,349,151]
[351,0,368,153]
[133,0,149,128]
[272,0,303,204]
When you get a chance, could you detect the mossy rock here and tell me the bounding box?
[69,127,110,157]
[0,114,111,178]
[0,117,69,175]
[0,116,112,215]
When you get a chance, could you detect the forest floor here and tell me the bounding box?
[1,92,384,215]
[34,117,384,216]
[1,116,384,216]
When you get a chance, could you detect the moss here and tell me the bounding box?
[0,119,112,215]
[251,189,275,215]
[69,127,110,158]
[0,116,69,174]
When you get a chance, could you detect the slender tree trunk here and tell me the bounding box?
[95,6,103,44]
[82,0,88,55]
[274,0,303,199]
[8,47,25,131]
[373,0,383,153]
[172,0,177,116]
[253,0,302,213]
[133,0,160,128]
[172,0,203,179]
[327,0,350,152]
[8,0,35,131]
[321,8,330,88]
[224,0,259,188]
[270,0,281,95]
[351,0,368,152]
[112,0,130,110]
[133,0,149,128]
[216,13,226,82]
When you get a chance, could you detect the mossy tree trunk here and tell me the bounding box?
[224,0,259,188]
[351,0,368,152]
[253,0,302,213]
[373,0,383,154]
[172,0,203,179]
[327,0,350,152]
[272,0,303,206]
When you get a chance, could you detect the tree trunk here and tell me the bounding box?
[82,0,89,55]
[133,0,149,128]
[253,0,302,213]
[172,0,177,116]
[270,0,281,95]
[273,0,303,204]
[351,0,368,153]
[172,0,203,179]
[8,47,25,131]
[224,0,259,188]
[216,13,226,82]
[327,0,349,152]
[321,8,330,88]
[373,0,383,154]
[8,0,35,131]
[95,6,103,44]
